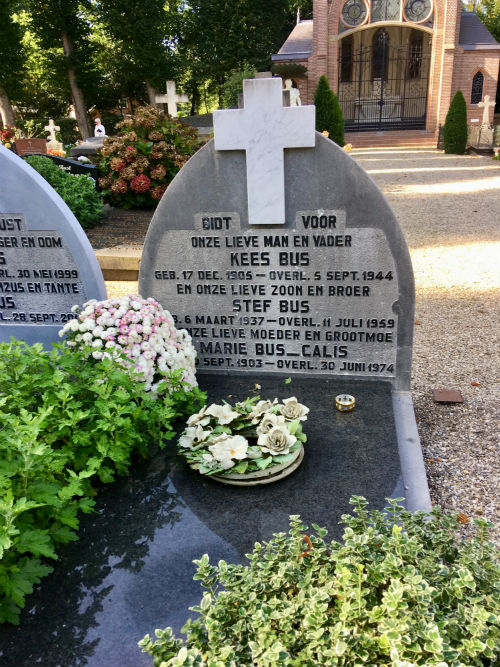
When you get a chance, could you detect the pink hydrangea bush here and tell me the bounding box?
[59,295,197,393]
[98,105,202,208]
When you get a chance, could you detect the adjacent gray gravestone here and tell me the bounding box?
[69,136,106,158]
[0,145,107,345]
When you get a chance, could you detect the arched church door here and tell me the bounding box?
[338,27,431,131]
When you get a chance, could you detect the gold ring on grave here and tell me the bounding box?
[335,394,356,412]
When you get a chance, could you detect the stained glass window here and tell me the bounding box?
[341,0,368,27]
[471,71,484,104]
[404,0,433,23]
[371,0,401,22]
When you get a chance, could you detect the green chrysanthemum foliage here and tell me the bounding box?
[0,339,205,624]
[442,90,468,155]
[140,496,500,667]
[314,75,345,147]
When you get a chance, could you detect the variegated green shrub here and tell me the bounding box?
[140,497,500,667]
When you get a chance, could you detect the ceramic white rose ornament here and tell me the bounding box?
[177,395,309,485]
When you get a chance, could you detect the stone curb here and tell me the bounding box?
[392,390,432,512]
[95,248,141,280]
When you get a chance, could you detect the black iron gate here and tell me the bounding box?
[338,30,431,132]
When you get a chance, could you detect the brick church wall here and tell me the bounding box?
[298,0,498,133]
[451,51,499,124]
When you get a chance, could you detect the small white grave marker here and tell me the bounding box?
[44,119,60,143]
[213,77,315,225]
[478,95,495,126]
[155,81,189,117]
[44,119,64,153]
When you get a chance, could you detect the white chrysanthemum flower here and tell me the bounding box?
[258,426,296,456]
[58,295,197,392]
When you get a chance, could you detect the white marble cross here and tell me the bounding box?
[478,95,495,126]
[155,81,189,117]
[44,118,60,143]
[213,77,315,225]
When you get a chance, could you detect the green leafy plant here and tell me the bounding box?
[14,120,45,139]
[98,105,201,209]
[140,496,500,667]
[314,75,345,147]
[442,90,468,155]
[220,65,257,108]
[0,339,205,624]
[24,155,104,229]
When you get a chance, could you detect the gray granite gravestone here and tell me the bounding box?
[140,77,429,511]
[0,145,106,345]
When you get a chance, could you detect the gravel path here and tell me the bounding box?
[101,147,500,545]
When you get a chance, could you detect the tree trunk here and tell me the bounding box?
[61,31,91,139]
[0,86,15,127]
[146,81,159,107]
[190,80,200,115]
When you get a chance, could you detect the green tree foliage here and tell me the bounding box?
[7,0,312,121]
[26,0,97,137]
[288,0,313,19]
[442,90,468,154]
[314,75,345,146]
[8,10,70,121]
[179,0,298,106]
[220,64,257,108]
[0,1,25,126]
[91,0,179,107]
[476,0,500,41]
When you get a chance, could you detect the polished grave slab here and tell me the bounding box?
[0,374,402,667]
